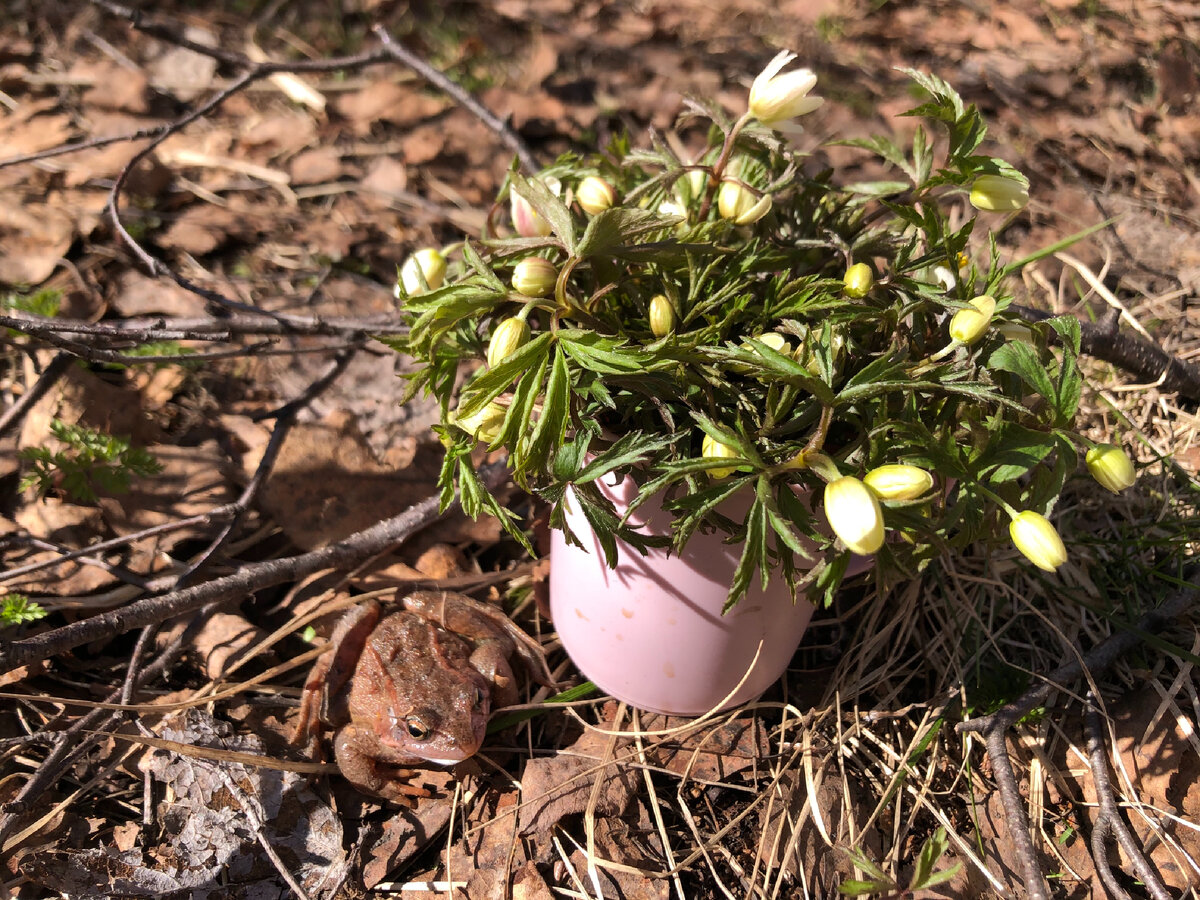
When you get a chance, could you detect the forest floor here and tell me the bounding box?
[1,0,1199,897]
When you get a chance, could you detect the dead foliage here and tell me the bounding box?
[1,0,1198,897]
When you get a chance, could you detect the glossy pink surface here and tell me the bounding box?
[549,474,819,716]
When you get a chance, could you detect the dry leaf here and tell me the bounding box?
[0,200,74,286]
[517,727,638,836]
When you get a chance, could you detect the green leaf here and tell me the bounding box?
[575,207,681,258]
[987,341,1056,405]
[829,136,914,179]
[457,333,554,418]
[976,424,1057,483]
[559,331,651,374]
[727,493,767,610]
[511,171,575,252]
[461,239,505,291]
[573,432,675,485]
[841,180,911,198]
[526,346,571,471]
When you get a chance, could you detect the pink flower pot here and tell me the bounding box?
[550,473,844,716]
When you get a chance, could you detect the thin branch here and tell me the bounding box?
[0,460,511,674]
[1012,303,1200,400]
[1084,693,1172,900]
[372,25,539,172]
[171,345,359,587]
[956,568,1198,896]
[0,312,405,342]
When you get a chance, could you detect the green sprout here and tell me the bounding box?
[20,419,163,504]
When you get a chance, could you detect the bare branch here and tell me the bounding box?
[0,352,74,439]
[0,460,511,674]
[1084,694,1172,900]
[1012,303,1200,400]
[956,568,1198,895]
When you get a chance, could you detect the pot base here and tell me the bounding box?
[549,479,817,717]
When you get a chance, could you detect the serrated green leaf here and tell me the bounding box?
[987,341,1056,405]
[511,172,575,252]
[842,180,911,198]
[457,333,554,418]
[526,346,571,470]
[575,207,681,257]
[727,495,767,610]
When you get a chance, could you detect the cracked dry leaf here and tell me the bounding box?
[131,708,348,898]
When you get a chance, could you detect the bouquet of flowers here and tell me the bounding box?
[383,52,1135,608]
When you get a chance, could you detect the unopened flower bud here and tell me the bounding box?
[1009,510,1067,572]
[863,464,934,502]
[824,475,885,556]
[970,174,1029,212]
[649,295,678,338]
[843,263,874,299]
[577,176,616,215]
[511,257,557,297]
[1086,444,1136,494]
[701,433,741,479]
[455,400,507,444]
[748,50,824,126]
[949,295,996,345]
[487,317,531,368]
[717,181,772,225]
[396,248,447,297]
[510,176,561,237]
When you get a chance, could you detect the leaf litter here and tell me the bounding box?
[0,0,1198,897]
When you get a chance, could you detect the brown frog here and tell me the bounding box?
[293,590,553,804]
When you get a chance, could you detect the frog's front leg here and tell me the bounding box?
[291,600,382,749]
[332,725,429,806]
[401,590,555,694]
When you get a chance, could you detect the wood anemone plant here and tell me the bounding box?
[382,65,1118,609]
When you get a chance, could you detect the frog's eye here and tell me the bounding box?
[405,717,431,740]
[472,687,486,708]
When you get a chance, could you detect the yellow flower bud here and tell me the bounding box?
[948,295,996,345]
[748,50,824,126]
[797,326,844,375]
[969,174,1029,212]
[487,317,531,368]
[511,257,557,297]
[649,295,678,338]
[577,176,616,215]
[1086,444,1136,494]
[396,248,447,297]
[863,464,934,501]
[701,433,741,479]
[454,400,507,444]
[1009,510,1067,572]
[824,475,885,556]
[717,180,772,225]
[843,263,874,299]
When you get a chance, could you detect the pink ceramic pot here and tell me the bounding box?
[550,473,840,716]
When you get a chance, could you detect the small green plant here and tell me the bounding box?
[839,826,962,896]
[3,287,61,319]
[1,593,46,627]
[20,419,163,503]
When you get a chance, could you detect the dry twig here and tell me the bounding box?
[957,567,1199,898]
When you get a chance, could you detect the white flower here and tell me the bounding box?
[748,50,823,127]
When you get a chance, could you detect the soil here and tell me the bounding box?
[0,1,1197,897]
